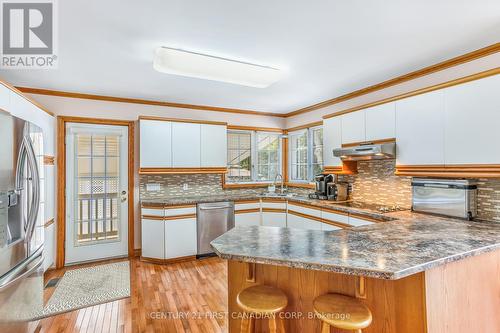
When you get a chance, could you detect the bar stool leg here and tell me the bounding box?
[240,316,254,333]
[278,316,286,333]
[269,315,277,333]
[321,321,330,333]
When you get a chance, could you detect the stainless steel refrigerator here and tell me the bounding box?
[0,110,45,330]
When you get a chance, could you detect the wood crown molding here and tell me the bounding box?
[286,42,500,118]
[43,155,55,165]
[323,67,500,120]
[17,87,286,118]
[0,80,54,116]
[138,115,227,126]
[139,167,227,175]
[227,125,283,133]
[285,121,323,133]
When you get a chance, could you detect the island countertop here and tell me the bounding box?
[211,214,500,280]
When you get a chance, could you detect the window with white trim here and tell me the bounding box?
[288,126,323,182]
[227,130,282,183]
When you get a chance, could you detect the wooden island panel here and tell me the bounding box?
[228,249,500,333]
[228,260,426,333]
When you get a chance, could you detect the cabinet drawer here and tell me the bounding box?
[165,205,197,216]
[235,201,260,211]
[261,200,286,210]
[321,209,349,224]
[141,207,164,217]
[288,202,321,218]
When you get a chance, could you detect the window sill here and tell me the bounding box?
[285,182,315,189]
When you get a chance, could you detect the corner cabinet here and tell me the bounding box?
[139,117,228,174]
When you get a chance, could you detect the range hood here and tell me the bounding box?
[333,142,396,161]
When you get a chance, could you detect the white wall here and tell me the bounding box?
[25,95,286,251]
[285,52,500,128]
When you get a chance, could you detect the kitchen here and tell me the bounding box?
[0,1,500,332]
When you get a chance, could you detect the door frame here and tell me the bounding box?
[56,116,135,268]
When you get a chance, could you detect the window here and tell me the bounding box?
[288,126,323,182]
[227,130,282,183]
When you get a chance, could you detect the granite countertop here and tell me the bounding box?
[211,216,500,280]
[141,193,396,221]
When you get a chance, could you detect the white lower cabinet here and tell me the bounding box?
[141,219,165,259]
[262,212,287,227]
[164,218,197,259]
[287,212,322,230]
[348,216,375,227]
[235,212,261,227]
[321,222,342,231]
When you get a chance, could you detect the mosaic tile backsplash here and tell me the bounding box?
[338,160,412,208]
[139,174,313,200]
[140,161,500,222]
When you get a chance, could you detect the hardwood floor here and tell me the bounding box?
[32,257,228,333]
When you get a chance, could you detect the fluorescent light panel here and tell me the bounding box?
[153,47,282,88]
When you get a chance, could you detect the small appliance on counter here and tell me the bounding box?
[309,174,334,200]
[309,174,349,201]
[327,182,349,201]
[411,178,478,220]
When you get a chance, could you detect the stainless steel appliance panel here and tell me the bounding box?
[412,178,477,219]
[197,202,234,255]
[0,110,44,324]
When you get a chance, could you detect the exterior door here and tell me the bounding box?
[65,123,128,264]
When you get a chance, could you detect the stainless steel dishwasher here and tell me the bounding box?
[197,202,235,257]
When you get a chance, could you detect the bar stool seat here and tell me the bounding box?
[313,293,372,333]
[237,284,288,333]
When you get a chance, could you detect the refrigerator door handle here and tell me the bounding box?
[24,135,40,253]
[14,136,29,194]
[0,246,43,292]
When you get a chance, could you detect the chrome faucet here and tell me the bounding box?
[274,174,285,195]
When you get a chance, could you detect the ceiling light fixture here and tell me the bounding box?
[153,47,282,88]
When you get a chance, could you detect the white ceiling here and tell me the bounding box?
[1,0,499,114]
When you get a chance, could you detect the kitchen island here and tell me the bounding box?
[211,215,500,333]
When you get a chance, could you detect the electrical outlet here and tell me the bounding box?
[182,183,189,190]
[146,183,160,192]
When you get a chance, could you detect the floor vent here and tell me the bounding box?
[44,278,60,289]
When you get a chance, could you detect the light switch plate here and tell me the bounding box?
[146,183,160,192]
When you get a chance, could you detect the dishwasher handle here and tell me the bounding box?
[198,205,231,211]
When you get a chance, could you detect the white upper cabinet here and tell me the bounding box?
[444,74,500,165]
[395,90,445,166]
[0,84,10,112]
[172,122,201,167]
[323,117,342,167]
[200,124,227,167]
[140,120,172,168]
[365,102,395,142]
[341,110,365,144]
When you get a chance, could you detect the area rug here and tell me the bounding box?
[33,261,130,319]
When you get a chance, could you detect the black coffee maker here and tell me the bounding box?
[312,174,334,200]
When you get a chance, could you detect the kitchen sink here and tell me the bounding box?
[260,192,296,198]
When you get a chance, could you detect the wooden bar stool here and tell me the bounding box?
[313,293,372,333]
[236,284,288,333]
